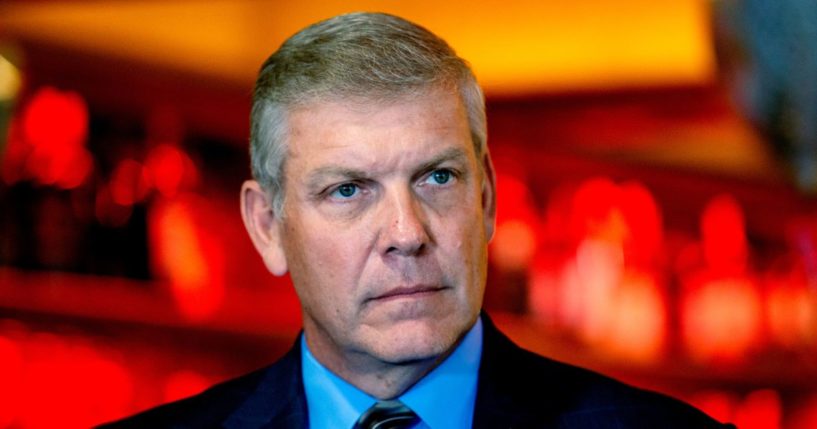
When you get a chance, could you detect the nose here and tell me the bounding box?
[378,187,431,256]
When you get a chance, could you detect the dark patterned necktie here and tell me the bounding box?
[353,400,420,429]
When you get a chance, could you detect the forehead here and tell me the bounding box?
[283,89,474,175]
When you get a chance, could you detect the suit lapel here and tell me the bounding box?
[473,314,529,428]
[223,336,309,429]
[219,316,568,428]
[473,314,566,429]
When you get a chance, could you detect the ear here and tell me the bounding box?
[481,151,497,242]
[240,180,288,276]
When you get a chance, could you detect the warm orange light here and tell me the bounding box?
[536,176,668,357]
[0,0,715,95]
[491,174,539,272]
[149,195,225,321]
[766,276,816,348]
[572,238,623,341]
[681,275,763,363]
[600,270,666,363]
[527,253,564,325]
[449,0,715,93]
[0,54,21,102]
[492,219,537,272]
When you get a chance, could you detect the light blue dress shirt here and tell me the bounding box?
[301,318,483,429]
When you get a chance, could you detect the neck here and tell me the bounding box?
[336,353,440,400]
[303,324,457,400]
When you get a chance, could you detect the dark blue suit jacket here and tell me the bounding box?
[99,314,734,428]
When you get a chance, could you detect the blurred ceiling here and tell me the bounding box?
[0,0,715,95]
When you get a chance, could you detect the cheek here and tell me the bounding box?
[290,218,373,290]
[439,213,486,270]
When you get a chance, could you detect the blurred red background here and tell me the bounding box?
[1,1,816,428]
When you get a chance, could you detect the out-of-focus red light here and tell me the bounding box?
[19,86,92,189]
[495,173,537,220]
[784,217,817,270]
[492,219,537,271]
[535,177,667,357]
[2,119,28,185]
[618,181,663,264]
[701,195,748,273]
[145,143,199,198]
[0,336,24,427]
[163,370,211,403]
[19,336,133,429]
[570,177,623,243]
[110,158,151,206]
[789,394,817,429]
[567,178,663,259]
[69,346,134,427]
[689,390,738,424]
[542,182,576,244]
[58,150,94,189]
[21,87,87,154]
[491,174,539,271]
[733,389,782,429]
[765,273,816,349]
[527,253,566,325]
[95,184,133,227]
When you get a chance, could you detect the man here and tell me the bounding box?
[102,12,733,429]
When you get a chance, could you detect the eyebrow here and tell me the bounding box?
[415,147,470,174]
[304,146,471,191]
[305,166,368,190]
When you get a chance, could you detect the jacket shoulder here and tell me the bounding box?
[96,365,273,429]
[96,339,306,429]
[476,315,734,428]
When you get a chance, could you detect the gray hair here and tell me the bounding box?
[249,12,487,215]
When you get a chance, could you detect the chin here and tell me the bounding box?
[367,318,465,364]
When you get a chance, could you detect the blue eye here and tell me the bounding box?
[332,183,358,198]
[429,169,452,185]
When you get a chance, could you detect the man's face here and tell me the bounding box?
[275,88,495,367]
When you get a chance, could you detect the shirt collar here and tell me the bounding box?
[399,317,482,429]
[301,337,373,429]
[301,318,483,429]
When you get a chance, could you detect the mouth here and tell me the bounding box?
[368,285,447,302]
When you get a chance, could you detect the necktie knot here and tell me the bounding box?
[354,400,420,429]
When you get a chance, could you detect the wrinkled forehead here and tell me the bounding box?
[312,87,463,130]
[285,84,466,142]
[281,88,474,177]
